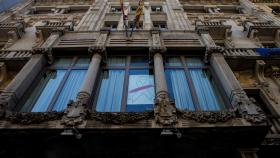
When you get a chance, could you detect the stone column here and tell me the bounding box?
[77,52,102,104]
[153,51,177,126]
[154,53,168,95]
[0,54,47,112]
[62,50,102,127]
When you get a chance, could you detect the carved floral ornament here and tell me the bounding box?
[0,101,267,125]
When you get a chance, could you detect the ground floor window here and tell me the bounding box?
[94,56,155,112]
[21,57,90,112]
[165,57,225,111]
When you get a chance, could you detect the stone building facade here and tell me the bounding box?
[0,0,279,158]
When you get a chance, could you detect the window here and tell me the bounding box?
[153,22,167,30]
[104,21,118,31]
[151,6,163,13]
[111,6,122,13]
[128,21,143,30]
[165,57,225,111]
[21,57,90,112]
[131,6,137,13]
[94,56,155,112]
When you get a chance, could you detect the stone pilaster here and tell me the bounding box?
[143,3,152,30]
[0,54,47,117]
[210,53,266,124]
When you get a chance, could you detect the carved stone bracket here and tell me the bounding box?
[271,66,280,92]
[154,91,177,126]
[231,90,266,124]
[6,112,63,125]
[255,60,279,104]
[61,92,90,127]
[88,111,154,125]
[33,47,53,64]
[178,109,237,123]
[0,91,18,119]
[150,29,166,55]
[204,46,224,63]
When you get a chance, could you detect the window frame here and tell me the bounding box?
[93,55,154,112]
[165,56,227,111]
[19,56,89,112]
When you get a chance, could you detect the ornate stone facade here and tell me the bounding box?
[0,0,279,158]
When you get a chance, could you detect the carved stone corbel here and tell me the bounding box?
[33,47,54,64]
[275,29,280,47]
[224,28,234,48]
[61,92,90,127]
[204,46,224,63]
[150,29,166,53]
[271,66,280,92]
[154,91,177,126]
[249,29,258,39]
[255,60,278,104]
[230,89,266,124]
[33,30,44,48]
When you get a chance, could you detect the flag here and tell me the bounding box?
[134,0,144,28]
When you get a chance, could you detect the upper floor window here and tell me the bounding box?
[111,6,122,13]
[94,56,155,112]
[153,22,167,30]
[151,6,163,13]
[131,6,137,13]
[20,57,90,112]
[165,57,225,111]
[104,21,118,31]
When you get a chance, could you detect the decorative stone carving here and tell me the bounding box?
[178,110,237,123]
[255,60,279,104]
[33,30,44,48]
[204,46,224,63]
[231,90,266,124]
[271,66,280,92]
[0,62,7,85]
[33,47,53,64]
[6,112,63,125]
[262,137,280,146]
[150,29,166,54]
[154,91,177,126]
[89,111,154,125]
[61,92,90,127]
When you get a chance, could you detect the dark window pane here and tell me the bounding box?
[130,56,149,66]
[53,58,73,67]
[166,57,182,66]
[186,58,204,67]
[75,58,90,67]
[126,70,155,112]
[108,57,126,66]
